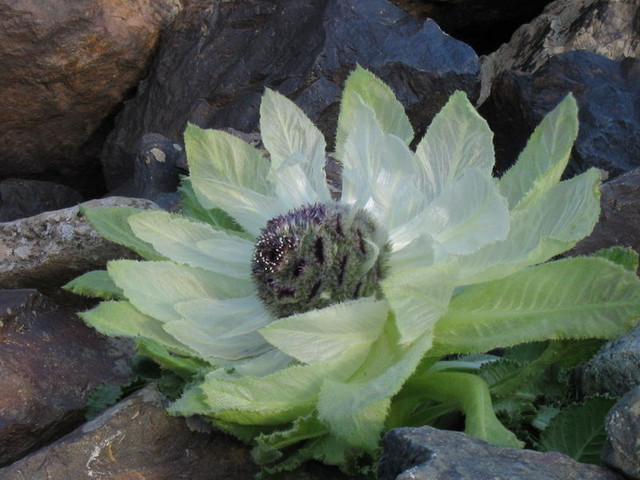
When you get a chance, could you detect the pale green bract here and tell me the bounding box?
[66,66,640,476]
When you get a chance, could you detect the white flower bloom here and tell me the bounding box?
[71,66,636,472]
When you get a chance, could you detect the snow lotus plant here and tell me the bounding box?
[66,67,640,476]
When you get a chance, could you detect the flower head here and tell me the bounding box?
[70,66,640,475]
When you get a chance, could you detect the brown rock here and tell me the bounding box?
[0,384,348,480]
[0,0,183,194]
[480,0,640,103]
[0,196,160,300]
[0,289,135,467]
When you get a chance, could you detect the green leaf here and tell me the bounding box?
[79,300,197,357]
[400,371,523,448]
[458,168,602,285]
[175,344,371,426]
[499,94,579,211]
[317,321,433,450]
[335,65,413,161]
[415,90,495,199]
[128,210,253,279]
[254,413,329,453]
[382,262,457,345]
[260,298,389,364]
[85,383,123,420]
[538,396,617,465]
[136,338,209,380]
[80,206,164,260]
[178,177,243,232]
[432,256,640,355]
[589,246,639,272]
[63,270,124,300]
[106,260,252,323]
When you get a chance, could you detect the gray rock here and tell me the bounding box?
[101,0,480,191]
[0,289,135,467]
[480,51,640,179]
[578,322,640,398]
[378,426,625,480]
[572,167,640,269]
[0,0,183,195]
[480,0,640,103]
[0,384,348,480]
[0,179,83,222]
[0,196,159,300]
[602,386,640,479]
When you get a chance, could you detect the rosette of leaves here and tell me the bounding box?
[66,66,640,476]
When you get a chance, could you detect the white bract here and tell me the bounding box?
[71,66,640,472]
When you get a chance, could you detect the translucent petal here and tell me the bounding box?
[190,177,285,237]
[260,89,331,203]
[335,66,413,161]
[107,260,252,322]
[388,234,436,271]
[174,296,272,339]
[163,320,272,361]
[417,169,510,257]
[128,211,253,279]
[457,168,601,285]
[415,91,494,200]
[267,152,322,208]
[340,95,425,231]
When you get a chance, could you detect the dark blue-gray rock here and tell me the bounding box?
[0,289,135,467]
[577,322,640,398]
[0,197,159,301]
[571,167,640,272]
[0,0,183,196]
[0,383,347,480]
[0,179,83,222]
[602,386,640,480]
[378,426,625,480]
[390,0,552,55]
[112,133,186,207]
[480,0,640,103]
[100,0,480,191]
[480,51,640,180]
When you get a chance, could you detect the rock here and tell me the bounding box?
[480,51,640,179]
[0,196,160,301]
[390,0,552,55]
[0,0,183,196]
[577,322,640,398]
[0,289,135,467]
[0,179,83,222]
[112,133,187,206]
[101,0,480,192]
[480,0,640,103]
[571,167,640,267]
[0,383,348,480]
[378,426,625,480]
[602,386,640,480]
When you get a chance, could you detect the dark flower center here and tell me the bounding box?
[251,203,390,318]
